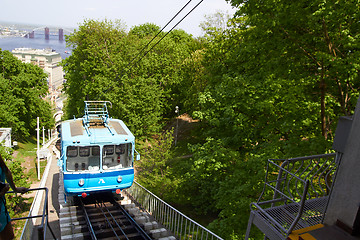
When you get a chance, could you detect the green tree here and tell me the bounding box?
[0,49,54,138]
[63,20,199,136]
[130,23,161,38]
[208,157,264,239]
[62,19,128,118]
[136,130,174,198]
[176,2,360,238]
[180,138,237,214]
[229,0,360,139]
[108,76,163,135]
[200,11,233,37]
[192,0,360,157]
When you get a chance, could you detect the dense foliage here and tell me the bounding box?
[62,20,200,136]
[185,0,360,237]
[0,49,54,138]
[61,1,360,238]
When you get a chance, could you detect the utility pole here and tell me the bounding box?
[175,106,179,146]
[37,117,40,180]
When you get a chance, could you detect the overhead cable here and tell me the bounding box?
[124,0,193,71]
[124,0,204,75]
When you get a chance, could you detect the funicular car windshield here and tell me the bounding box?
[103,143,132,170]
[66,145,100,171]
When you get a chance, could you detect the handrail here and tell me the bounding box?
[269,153,336,163]
[287,180,310,234]
[15,188,57,240]
[124,181,224,240]
[247,153,340,239]
[264,153,337,205]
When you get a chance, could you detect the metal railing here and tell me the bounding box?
[124,181,224,240]
[83,101,111,124]
[266,153,339,203]
[245,153,341,240]
[18,187,56,240]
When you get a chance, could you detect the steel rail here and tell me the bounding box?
[111,199,153,240]
[95,199,123,240]
[79,197,97,240]
[100,200,129,240]
[78,194,152,240]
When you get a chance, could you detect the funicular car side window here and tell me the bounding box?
[76,146,90,171]
[102,144,133,170]
[125,143,132,167]
[66,146,102,172]
[66,146,78,171]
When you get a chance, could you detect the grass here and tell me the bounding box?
[15,138,48,182]
[11,137,49,239]
[10,196,34,240]
[15,137,37,155]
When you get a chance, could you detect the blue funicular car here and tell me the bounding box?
[58,101,139,201]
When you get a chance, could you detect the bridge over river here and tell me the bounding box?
[25,26,74,40]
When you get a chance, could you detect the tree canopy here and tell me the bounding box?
[62,20,199,136]
[0,49,54,138]
[183,1,360,238]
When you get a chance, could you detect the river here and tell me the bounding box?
[0,34,72,59]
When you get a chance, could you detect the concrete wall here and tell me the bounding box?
[324,96,360,229]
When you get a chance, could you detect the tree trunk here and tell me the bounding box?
[320,62,327,139]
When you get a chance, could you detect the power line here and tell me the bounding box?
[107,0,204,93]
[123,0,204,77]
[124,0,193,71]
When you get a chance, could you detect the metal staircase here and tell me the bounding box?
[245,153,341,240]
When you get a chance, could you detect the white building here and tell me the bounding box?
[0,128,12,148]
[12,48,64,91]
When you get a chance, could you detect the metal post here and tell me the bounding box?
[37,117,40,180]
[175,106,179,146]
[48,129,50,141]
[42,126,45,146]
[37,226,44,240]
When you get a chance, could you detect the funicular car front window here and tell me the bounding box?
[92,146,100,156]
[66,146,77,157]
[66,145,100,172]
[79,147,90,157]
[103,143,132,170]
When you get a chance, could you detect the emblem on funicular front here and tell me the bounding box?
[98,179,105,184]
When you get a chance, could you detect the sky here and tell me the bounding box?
[0,0,237,36]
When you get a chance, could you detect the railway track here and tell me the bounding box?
[79,193,152,240]
[59,174,174,240]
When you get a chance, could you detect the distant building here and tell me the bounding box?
[12,48,64,91]
[0,128,12,148]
